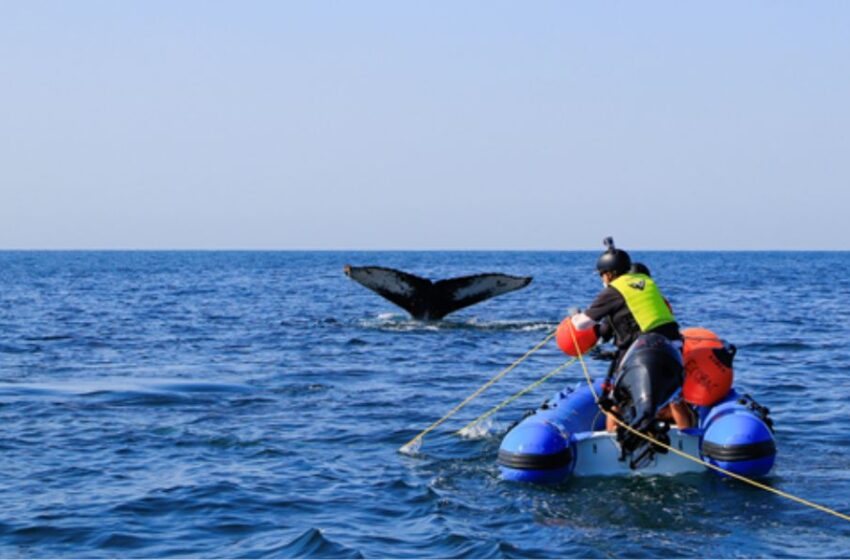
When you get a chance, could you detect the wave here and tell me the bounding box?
[90,532,151,550]
[345,337,369,346]
[741,341,816,352]
[0,378,256,405]
[274,528,363,558]
[21,334,74,342]
[271,383,333,396]
[422,533,530,558]
[8,523,96,546]
[0,343,42,354]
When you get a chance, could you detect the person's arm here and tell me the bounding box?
[596,318,613,342]
[570,287,622,330]
[571,312,596,330]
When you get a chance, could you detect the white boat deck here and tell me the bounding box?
[572,430,705,476]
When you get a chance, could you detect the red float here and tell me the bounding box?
[681,327,734,406]
[556,317,598,357]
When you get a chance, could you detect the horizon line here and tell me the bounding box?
[1,248,848,253]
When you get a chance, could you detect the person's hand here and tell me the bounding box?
[589,346,617,361]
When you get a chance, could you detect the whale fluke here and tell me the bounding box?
[343,265,532,320]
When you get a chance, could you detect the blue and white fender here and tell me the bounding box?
[498,381,605,483]
[698,390,776,477]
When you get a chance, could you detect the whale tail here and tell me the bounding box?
[343,265,532,320]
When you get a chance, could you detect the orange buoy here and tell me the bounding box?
[681,327,734,406]
[556,317,598,357]
[682,327,722,353]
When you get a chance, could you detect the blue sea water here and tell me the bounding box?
[1,251,850,558]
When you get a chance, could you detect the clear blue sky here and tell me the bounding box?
[2,1,849,250]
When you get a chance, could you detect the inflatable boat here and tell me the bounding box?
[498,326,776,484]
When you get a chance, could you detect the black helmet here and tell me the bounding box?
[596,237,631,276]
[629,262,651,277]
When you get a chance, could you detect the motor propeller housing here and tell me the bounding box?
[610,333,684,463]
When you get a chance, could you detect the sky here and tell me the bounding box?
[1,1,849,250]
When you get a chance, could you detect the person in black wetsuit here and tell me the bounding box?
[571,238,692,430]
[629,262,652,277]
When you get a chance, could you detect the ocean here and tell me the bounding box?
[1,251,849,558]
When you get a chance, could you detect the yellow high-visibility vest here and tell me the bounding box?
[609,273,676,332]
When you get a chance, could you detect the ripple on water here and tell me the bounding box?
[0,343,42,354]
[241,528,364,559]
[21,334,74,342]
[357,315,556,334]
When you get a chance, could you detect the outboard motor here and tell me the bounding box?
[609,333,684,468]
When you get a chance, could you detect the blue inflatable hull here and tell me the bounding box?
[498,381,606,483]
[697,390,776,478]
[498,381,776,484]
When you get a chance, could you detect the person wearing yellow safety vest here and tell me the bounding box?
[570,237,693,430]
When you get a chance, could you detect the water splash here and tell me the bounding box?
[399,437,422,456]
[358,315,557,333]
[457,418,495,440]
